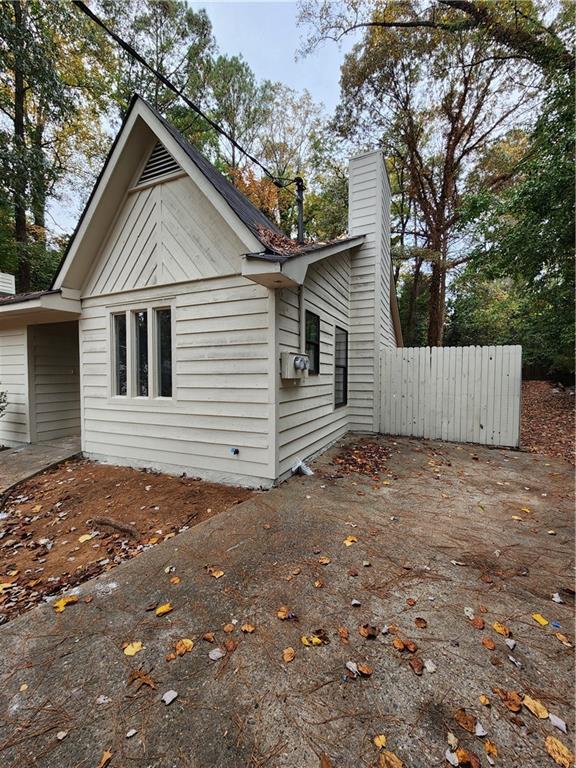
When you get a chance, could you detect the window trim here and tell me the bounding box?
[334,325,348,409]
[305,309,320,376]
[108,299,175,404]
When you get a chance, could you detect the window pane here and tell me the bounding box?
[305,311,319,343]
[156,308,172,397]
[305,311,320,375]
[335,368,346,404]
[335,326,348,407]
[135,310,148,396]
[114,314,127,396]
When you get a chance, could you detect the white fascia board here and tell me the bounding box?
[0,293,81,318]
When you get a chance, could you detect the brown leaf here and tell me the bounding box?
[224,638,236,653]
[492,687,522,712]
[404,639,418,654]
[338,626,349,643]
[455,748,480,768]
[318,556,331,565]
[471,617,485,630]
[484,740,498,758]
[240,623,255,634]
[357,662,373,677]
[320,754,333,768]
[202,632,215,642]
[378,750,404,768]
[481,636,496,650]
[392,637,405,651]
[545,735,576,768]
[128,668,157,691]
[453,707,477,734]
[406,597,417,606]
[359,623,378,639]
[96,750,113,768]
[282,647,295,663]
[414,617,427,629]
[409,656,424,675]
[223,623,234,633]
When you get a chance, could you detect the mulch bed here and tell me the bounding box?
[521,380,575,463]
[0,459,252,624]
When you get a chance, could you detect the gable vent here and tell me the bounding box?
[137,141,181,185]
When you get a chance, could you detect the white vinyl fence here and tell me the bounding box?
[380,345,522,448]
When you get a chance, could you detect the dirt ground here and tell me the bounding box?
[0,435,573,768]
[0,461,252,624]
[521,381,575,464]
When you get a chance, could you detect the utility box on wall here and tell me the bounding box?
[280,352,310,381]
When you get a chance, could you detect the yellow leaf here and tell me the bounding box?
[170,576,181,585]
[174,638,194,656]
[32,504,42,513]
[78,534,93,543]
[19,683,28,692]
[0,582,14,594]
[520,507,531,513]
[223,623,234,633]
[492,621,510,637]
[300,635,310,647]
[378,750,404,768]
[373,734,387,749]
[282,647,295,663]
[479,694,490,706]
[310,635,323,646]
[523,694,549,719]
[318,556,331,565]
[96,750,113,768]
[208,567,225,579]
[545,735,576,768]
[155,602,173,617]
[241,623,255,633]
[277,606,289,620]
[484,740,498,758]
[532,612,549,626]
[123,641,143,656]
[511,515,522,520]
[53,595,79,613]
[343,535,358,546]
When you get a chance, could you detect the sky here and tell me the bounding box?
[50,1,355,235]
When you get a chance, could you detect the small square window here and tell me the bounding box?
[305,310,320,375]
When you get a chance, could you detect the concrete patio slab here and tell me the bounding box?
[0,437,81,495]
[0,436,573,768]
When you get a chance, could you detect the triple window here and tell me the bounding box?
[113,307,172,399]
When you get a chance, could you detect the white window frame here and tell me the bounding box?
[108,298,176,404]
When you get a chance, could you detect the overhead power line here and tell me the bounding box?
[72,0,292,187]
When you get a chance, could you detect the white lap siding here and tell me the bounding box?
[0,326,28,446]
[276,252,351,477]
[79,276,275,487]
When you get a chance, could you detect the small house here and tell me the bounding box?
[0,95,401,487]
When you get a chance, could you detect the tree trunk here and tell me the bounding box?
[31,119,47,248]
[13,1,30,293]
[405,256,422,345]
[427,256,447,346]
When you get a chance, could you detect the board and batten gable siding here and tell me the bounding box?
[347,150,395,433]
[79,277,276,486]
[28,322,80,442]
[0,326,29,446]
[276,251,351,477]
[83,175,247,298]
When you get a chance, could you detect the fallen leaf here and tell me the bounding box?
[523,694,549,719]
[357,662,373,677]
[471,617,485,630]
[282,647,295,663]
[479,694,490,706]
[554,632,572,647]
[169,638,193,660]
[170,576,181,585]
[406,597,417,607]
[202,632,215,642]
[338,626,349,643]
[392,637,405,651]
[404,639,418,653]
[447,732,458,749]
[511,515,523,520]
[545,735,576,768]
[482,636,496,650]
[314,579,324,588]
[78,534,93,543]
[373,734,387,749]
[96,750,113,768]
[224,638,236,652]
[492,687,522,712]
[409,656,424,675]
[123,641,144,657]
[209,647,225,661]
[128,668,156,690]
[240,623,255,633]
[424,659,437,673]
[53,595,78,613]
[161,689,178,705]
[454,708,477,734]
[455,747,481,768]
[155,602,173,617]
[549,713,568,733]
[415,617,427,629]
[531,612,549,626]
[207,567,225,579]
[484,740,498,758]
[318,556,331,565]
[343,535,358,546]
[19,683,28,692]
[320,754,333,768]
[359,623,378,639]
[378,750,404,768]
[492,621,510,637]
[223,623,234,633]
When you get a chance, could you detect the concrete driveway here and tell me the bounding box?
[0,436,573,768]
